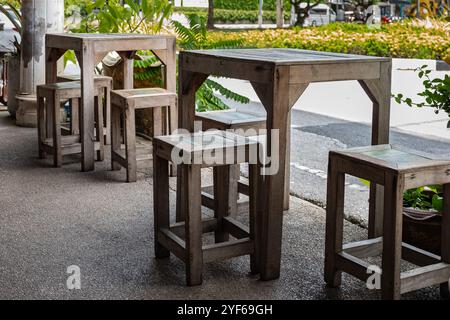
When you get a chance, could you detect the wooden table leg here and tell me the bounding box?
[251,66,291,280]
[78,46,96,172]
[359,61,392,238]
[176,68,207,222]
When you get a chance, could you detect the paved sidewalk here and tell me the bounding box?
[0,112,442,299]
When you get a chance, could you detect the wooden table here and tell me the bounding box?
[178,48,392,280]
[45,33,176,171]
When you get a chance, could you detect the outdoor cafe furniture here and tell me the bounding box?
[178,48,392,281]
[45,33,176,172]
[324,145,450,300]
[152,130,261,286]
[195,109,266,216]
[36,81,105,167]
[110,88,177,182]
[57,74,112,145]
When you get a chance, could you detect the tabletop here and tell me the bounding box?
[183,48,390,65]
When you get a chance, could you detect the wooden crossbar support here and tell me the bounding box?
[343,237,383,259]
[170,218,218,238]
[158,228,186,263]
[223,217,250,240]
[400,263,450,295]
[335,252,372,283]
[203,238,254,263]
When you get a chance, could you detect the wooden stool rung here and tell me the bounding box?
[401,242,441,267]
[400,263,450,295]
[158,229,187,263]
[222,216,250,239]
[238,180,250,196]
[170,218,218,238]
[203,238,254,263]
[335,252,372,283]
[343,237,383,259]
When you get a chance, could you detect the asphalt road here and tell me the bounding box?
[228,99,450,226]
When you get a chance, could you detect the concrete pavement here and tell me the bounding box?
[0,111,443,299]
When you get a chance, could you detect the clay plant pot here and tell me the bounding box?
[402,207,442,256]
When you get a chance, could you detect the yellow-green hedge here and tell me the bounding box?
[205,20,450,60]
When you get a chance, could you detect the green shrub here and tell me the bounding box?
[174,7,290,23]
[205,20,450,61]
[213,0,291,11]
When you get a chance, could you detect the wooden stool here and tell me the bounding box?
[37,81,105,167]
[153,130,262,286]
[110,88,177,182]
[195,110,266,216]
[58,74,112,145]
[324,144,450,299]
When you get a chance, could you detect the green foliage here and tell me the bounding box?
[70,0,173,34]
[69,0,172,84]
[207,20,450,60]
[403,185,443,212]
[175,7,290,23]
[172,14,250,111]
[213,0,291,11]
[64,0,92,18]
[393,65,450,128]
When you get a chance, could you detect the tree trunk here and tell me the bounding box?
[207,0,214,29]
[276,0,284,28]
[294,6,308,27]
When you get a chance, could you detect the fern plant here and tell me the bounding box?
[68,0,171,83]
[172,14,250,111]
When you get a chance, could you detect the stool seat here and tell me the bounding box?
[195,110,266,217]
[111,88,177,109]
[38,81,103,98]
[153,130,262,286]
[324,144,450,300]
[154,130,258,166]
[195,109,266,131]
[110,87,177,182]
[37,81,106,167]
[57,74,112,82]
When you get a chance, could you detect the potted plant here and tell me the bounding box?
[394,62,449,255]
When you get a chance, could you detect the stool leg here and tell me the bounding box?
[111,104,121,171]
[324,156,345,287]
[440,184,450,299]
[228,164,240,217]
[37,93,46,159]
[46,93,53,143]
[104,84,111,145]
[94,96,105,161]
[167,103,177,177]
[124,106,137,182]
[52,92,62,167]
[184,164,203,286]
[153,107,163,137]
[153,150,170,259]
[70,98,80,135]
[213,166,230,243]
[249,163,262,274]
[381,173,403,300]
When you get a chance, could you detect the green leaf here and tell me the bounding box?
[432,194,443,212]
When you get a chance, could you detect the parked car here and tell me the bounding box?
[303,4,337,26]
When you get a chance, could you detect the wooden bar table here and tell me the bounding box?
[178,48,392,280]
[45,33,176,171]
